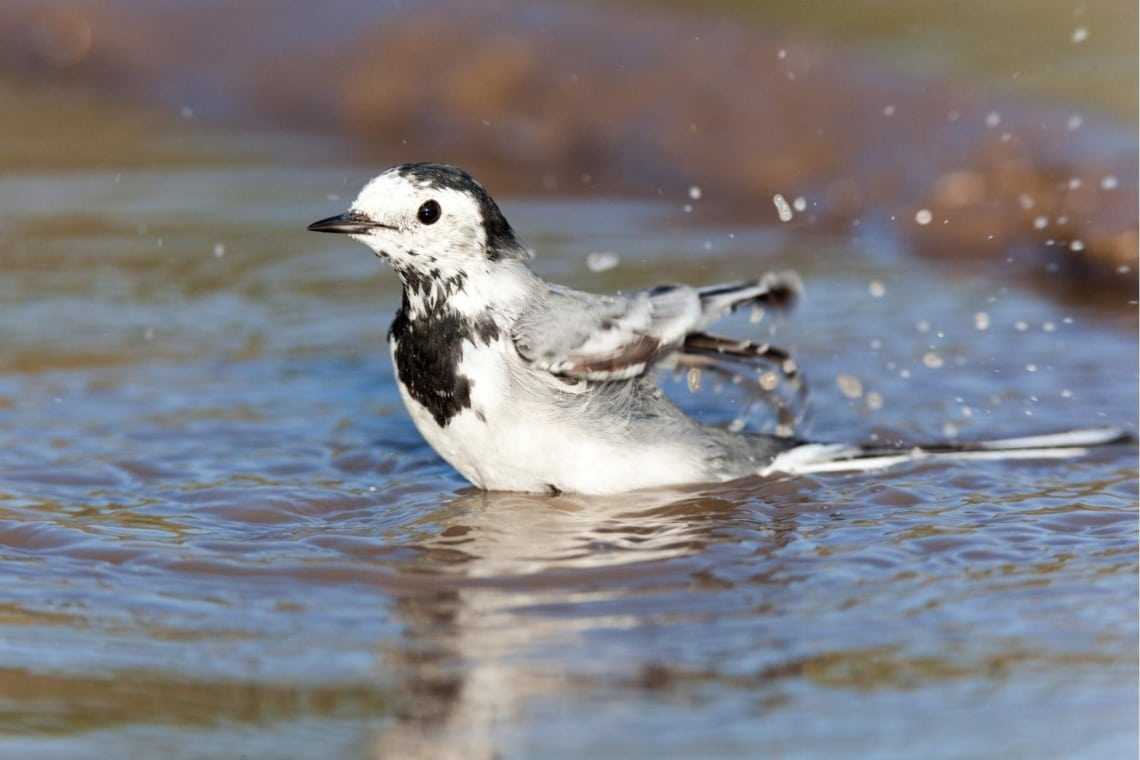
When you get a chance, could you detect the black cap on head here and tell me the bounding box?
[394,163,523,260]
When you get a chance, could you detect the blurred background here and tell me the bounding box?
[0,0,1136,282]
[0,2,1136,759]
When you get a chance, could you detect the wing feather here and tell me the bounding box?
[513,273,800,382]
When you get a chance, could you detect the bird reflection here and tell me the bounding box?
[368,478,811,758]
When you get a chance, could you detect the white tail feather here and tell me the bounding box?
[972,428,1127,450]
[762,427,1128,476]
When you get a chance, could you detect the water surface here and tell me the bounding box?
[0,138,1135,758]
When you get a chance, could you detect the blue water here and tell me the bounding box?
[0,159,1136,759]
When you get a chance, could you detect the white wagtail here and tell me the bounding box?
[308,162,1127,494]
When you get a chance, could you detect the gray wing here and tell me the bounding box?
[512,272,801,382]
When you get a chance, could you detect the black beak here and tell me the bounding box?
[307,212,391,234]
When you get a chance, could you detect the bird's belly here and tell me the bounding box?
[394,342,707,494]
[407,402,707,494]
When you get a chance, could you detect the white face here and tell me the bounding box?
[310,161,535,282]
[348,169,487,270]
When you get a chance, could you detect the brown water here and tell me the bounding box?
[0,121,1136,758]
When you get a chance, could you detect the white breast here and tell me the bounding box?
[392,338,706,494]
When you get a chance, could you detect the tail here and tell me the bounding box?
[696,271,802,324]
[761,427,1132,476]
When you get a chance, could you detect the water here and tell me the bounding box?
[0,136,1135,758]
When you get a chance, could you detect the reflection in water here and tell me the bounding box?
[364,462,1138,758]
[421,487,731,573]
[375,486,756,759]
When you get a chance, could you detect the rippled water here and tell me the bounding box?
[0,146,1136,759]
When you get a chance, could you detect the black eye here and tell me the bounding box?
[417,199,441,225]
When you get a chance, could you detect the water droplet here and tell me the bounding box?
[1101,175,1118,190]
[836,374,863,399]
[792,196,807,212]
[985,111,1001,128]
[213,243,225,259]
[585,251,620,273]
[772,194,793,222]
[883,104,896,116]
[915,209,933,225]
[865,391,884,410]
[688,185,702,200]
[1066,114,1083,131]
[687,368,702,393]
[1071,25,1089,43]
[974,312,990,330]
[868,280,886,297]
[923,352,944,369]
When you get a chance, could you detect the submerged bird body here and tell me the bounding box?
[309,163,1127,494]
[394,280,795,493]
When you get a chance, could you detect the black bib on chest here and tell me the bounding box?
[388,295,500,428]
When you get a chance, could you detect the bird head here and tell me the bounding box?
[309,163,530,283]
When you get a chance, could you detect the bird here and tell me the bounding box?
[308,162,1128,495]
